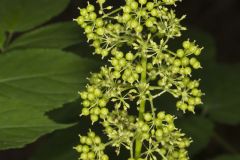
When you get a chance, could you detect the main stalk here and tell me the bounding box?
[135,53,147,158]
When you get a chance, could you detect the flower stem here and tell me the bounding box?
[135,54,147,158]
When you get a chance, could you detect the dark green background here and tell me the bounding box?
[0,0,239,160]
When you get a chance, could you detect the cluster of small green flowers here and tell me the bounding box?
[102,109,136,154]
[80,82,109,123]
[75,0,204,159]
[134,112,191,160]
[75,131,109,160]
[101,108,191,160]
[151,40,204,113]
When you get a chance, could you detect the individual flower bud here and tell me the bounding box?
[144,113,152,121]
[123,5,132,13]
[97,0,106,4]
[130,1,139,10]
[173,59,181,67]
[135,25,143,33]
[142,123,150,132]
[192,61,202,69]
[82,145,90,153]
[184,67,192,75]
[96,27,105,35]
[100,107,109,116]
[76,16,85,25]
[151,8,158,17]
[189,45,198,53]
[177,49,185,58]
[80,9,88,16]
[94,88,102,97]
[157,112,165,119]
[80,91,88,99]
[136,64,143,73]
[75,145,83,152]
[146,19,154,28]
[89,12,97,20]
[80,153,88,159]
[82,108,90,116]
[126,52,134,61]
[88,152,95,159]
[181,57,190,66]
[95,18,104,27]
[138,0,147,5]
[115,51,124,59]
[83,100,90,107]
[146,2,154,10]
[182,40,191,49]
[87,4,95,12]
[90,114,99,123]
[195,48,203,56]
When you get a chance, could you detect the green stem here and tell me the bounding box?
[102,7,122,18]
[135,54,147,158]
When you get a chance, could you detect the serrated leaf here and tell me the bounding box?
[0,99,71,150]
[0,49,98,112]
[177,116,214,155]
[0,49,99,150]
[9,22,85,50]
[213,154,240,160]
[203,64,240,125]
[0,0,69,32]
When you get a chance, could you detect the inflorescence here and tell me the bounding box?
[74,0,204,159]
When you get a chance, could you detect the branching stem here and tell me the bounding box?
[135,51,147,158]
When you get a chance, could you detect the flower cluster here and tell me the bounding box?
[75,0,204,159]
[75,131,109,160]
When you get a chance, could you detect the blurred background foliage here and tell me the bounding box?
[0,0,239,160]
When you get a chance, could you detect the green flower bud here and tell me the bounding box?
[144,113,152,121]
[97,0,106,4]
[82,108,90,116]
[177,49,185,58]
[182,40,191,49]
[131,1,139,10]
[87,4,95,12]
[146,2,154,11]
[138,0,147,5]
[126,52,134,61]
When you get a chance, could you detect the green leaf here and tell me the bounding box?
[0,99,71,150]
[9,22,85,50]
[0,49,99,150]
[203,64,240,125]
[0,49,98,112]
[30,125,88,160]
[177,116,214,155]
[214,154,240,160]
[0,0,69,32]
